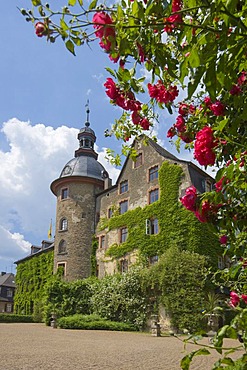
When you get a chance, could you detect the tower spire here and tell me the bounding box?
[85,99,90,127]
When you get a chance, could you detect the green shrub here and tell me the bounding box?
[145,247,210,333]
[43,276,98,325]
[91,266,149,329]
[0,313,33,323]
[57,314,137,331]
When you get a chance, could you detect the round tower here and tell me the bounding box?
[50,107,109,281]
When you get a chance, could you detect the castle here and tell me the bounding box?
[16,115,218,284]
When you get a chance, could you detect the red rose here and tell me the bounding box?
[219,235,228,244]
[242,294,247,304]
[132,111,142,125]
[210,101,225,116]
[180,186,197,211]
[140,118,150,130]
[194,126,216,166]
[229,291,240,307]
[104,78,119,100]
[93,12,113,38]
[35,22,46,37]
[215,176,226,192]
[230,84,242,96]
[175,115,186,132]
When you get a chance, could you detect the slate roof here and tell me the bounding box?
[0,273,15,288]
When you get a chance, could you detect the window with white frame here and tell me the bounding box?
[60,218,68,231]
[6,303,12,313]
[57,262,66,276]
[146,219,159,235]
[6,289,13,298]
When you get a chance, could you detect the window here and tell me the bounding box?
[60,218,68,231]
[149,188,159,204]
[120,227,128,243]
[6,289,13,298]
[133,153,143,168]
[146,219,159,235]
[57,262,66,276]
[202,179,212,192]
[119,200,128,214]
[58,240,67,254]
[6,303,12,313]
[149,166,158,181]
[108,208,113,218]
[120,180,128,194]
[61,188,68,199]
[100,235,105,248]
[120,259,128,273]
[149,255,159,265]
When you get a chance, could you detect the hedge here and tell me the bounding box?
[0,313,33,323]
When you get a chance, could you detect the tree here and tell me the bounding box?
[21,1,247,368]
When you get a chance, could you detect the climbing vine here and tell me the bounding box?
[14,250,54,317]
[103,161,220,265]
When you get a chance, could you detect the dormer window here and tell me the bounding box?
[133,153,143,168]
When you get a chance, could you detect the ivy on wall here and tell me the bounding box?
[14,251,54,316]
[103,161,220,265]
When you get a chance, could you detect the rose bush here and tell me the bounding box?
[20,0,247,368]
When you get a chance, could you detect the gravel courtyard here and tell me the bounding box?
[0,323,244,370]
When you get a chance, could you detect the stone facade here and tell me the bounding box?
[95,137,214,278]
[52,178,104,281]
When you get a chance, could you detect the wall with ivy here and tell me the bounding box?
[101,161,220,266]
[14,250,54,316]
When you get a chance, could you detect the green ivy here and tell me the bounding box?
[14,250,54,317]
[104,161,220,265]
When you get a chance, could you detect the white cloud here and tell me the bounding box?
[0,225,31,264]
[0,118,119,272]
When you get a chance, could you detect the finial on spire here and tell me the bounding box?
[85,99,90,127]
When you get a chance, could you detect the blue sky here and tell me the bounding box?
[0,1,209,273]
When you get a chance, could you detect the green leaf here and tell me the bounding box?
[89,0,97,10]
[181,349,210,370]
[60,18,69,31]
[65,40,76,55]
[105,67,116,78]
[220,357,234,365]
[68,0,77,6]
[216,118,229,132]
[31,0,41,5]
[78,0,83,5]
[188,48,200,68]
[188,66,204,99]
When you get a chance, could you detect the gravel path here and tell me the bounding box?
[0,323,244,370]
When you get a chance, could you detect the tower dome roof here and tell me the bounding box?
[60,156,108,181]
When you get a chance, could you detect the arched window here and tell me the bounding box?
[58,240,67,254]
[60,218,68,231]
